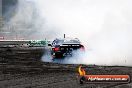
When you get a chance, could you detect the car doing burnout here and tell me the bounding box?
[50,38,85,59]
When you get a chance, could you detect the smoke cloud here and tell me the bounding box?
[3,0,60,39]
[39,0,132,66]
[4,0,132,66]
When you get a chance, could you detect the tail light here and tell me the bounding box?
[53,47,60,51]
[80,45,85,51]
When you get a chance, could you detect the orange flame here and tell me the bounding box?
[78,65,86,76]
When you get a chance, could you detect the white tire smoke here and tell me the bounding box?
[4,0,132,66]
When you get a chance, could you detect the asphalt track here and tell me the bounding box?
[0,47,132,88]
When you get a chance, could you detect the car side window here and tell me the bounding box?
[52,39,58,46]
[52,41,56,46]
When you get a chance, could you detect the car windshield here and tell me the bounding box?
[52,38,80,46]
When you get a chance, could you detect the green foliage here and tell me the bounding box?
[29,40,47,46]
